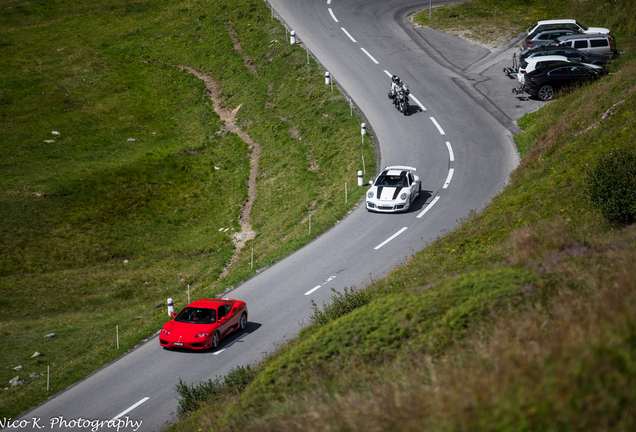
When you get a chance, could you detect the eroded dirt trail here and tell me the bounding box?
[178,66,260,278]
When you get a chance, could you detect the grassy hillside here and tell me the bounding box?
[0,0,374,416]
[171,0,636,430]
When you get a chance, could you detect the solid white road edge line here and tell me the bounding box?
[341,27,357,43]
[410,95,427,112]
[213,349,226,356]
[305,276,337,296]
[374,227,408,250]
[417,196,440,219]
[430,117,445,135]
[361,48,379,64]
[328,8,338,22]
[443,168,454,189]
[111,397,150,421]
[446,141,455,162]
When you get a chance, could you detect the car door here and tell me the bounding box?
[561,49,584,62]
[546,67,572,90]
[569,65,597,84]
[217,304,234,338]
[226,302,242,332]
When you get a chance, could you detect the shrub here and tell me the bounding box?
[175,364,255,416]
[587,147,636,225]
[175,377,223,417]
[305,287,374,334]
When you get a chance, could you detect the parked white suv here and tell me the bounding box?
[517,55,603,84]
[527,19,610,36]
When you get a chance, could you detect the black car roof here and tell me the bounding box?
[523,46,605,59]
[527,62,593,75]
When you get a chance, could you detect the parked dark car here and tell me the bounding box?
[524,62,607,101]
[520,45,610,66]
[524,28,579,48]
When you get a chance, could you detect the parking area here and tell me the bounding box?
[409,26,546,132]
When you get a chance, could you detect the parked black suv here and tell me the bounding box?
[523,62,607,101]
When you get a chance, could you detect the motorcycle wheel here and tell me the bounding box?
[401,101,407,116]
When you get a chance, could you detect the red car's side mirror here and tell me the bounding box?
[170,312,176,318]
[219,316,227,323]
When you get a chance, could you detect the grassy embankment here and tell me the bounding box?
[172,0,636,430]
[0,0,374,417]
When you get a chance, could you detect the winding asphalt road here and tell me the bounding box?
[18,0,538,430]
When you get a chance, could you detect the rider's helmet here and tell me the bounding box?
[392,75,400,84]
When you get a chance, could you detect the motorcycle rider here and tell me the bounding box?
[389,75,409,107]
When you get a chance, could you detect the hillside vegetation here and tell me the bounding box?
[171,0,636,430]
[0,0,374,416]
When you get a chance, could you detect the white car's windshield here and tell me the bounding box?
[375,175,408,187]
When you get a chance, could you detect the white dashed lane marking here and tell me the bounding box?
[417,196,440,219]
[374,227,408,250]
[430,117,445,135]
[111,397,149,421]
[341,27,357,43]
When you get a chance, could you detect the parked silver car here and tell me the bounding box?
[525,28,578,48]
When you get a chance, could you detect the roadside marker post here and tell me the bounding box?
[361,123,367,174]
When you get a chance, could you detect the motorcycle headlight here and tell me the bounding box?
[400,193,407,200]
[367,191,374,199]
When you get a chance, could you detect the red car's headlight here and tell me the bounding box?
[160,328,170,336]
[195,332,209,338]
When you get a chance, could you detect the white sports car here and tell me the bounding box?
[366,166,421,213]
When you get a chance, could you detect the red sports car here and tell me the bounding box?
[159,298,248,350]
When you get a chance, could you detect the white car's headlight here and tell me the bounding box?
[400,193,407,200]
[367,191,374,199]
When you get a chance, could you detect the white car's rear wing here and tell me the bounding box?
[383,165,416,172]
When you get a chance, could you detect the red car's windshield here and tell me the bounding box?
[175,307,216,324]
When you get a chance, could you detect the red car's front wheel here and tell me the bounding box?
[211,331,220,349]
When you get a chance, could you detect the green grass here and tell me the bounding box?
[168,0,636,430]
[0,0,374,416]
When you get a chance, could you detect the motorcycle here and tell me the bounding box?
[397,89,409,116]
[389,88,409,116]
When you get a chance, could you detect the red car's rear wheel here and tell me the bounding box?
[239,312,247,331]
